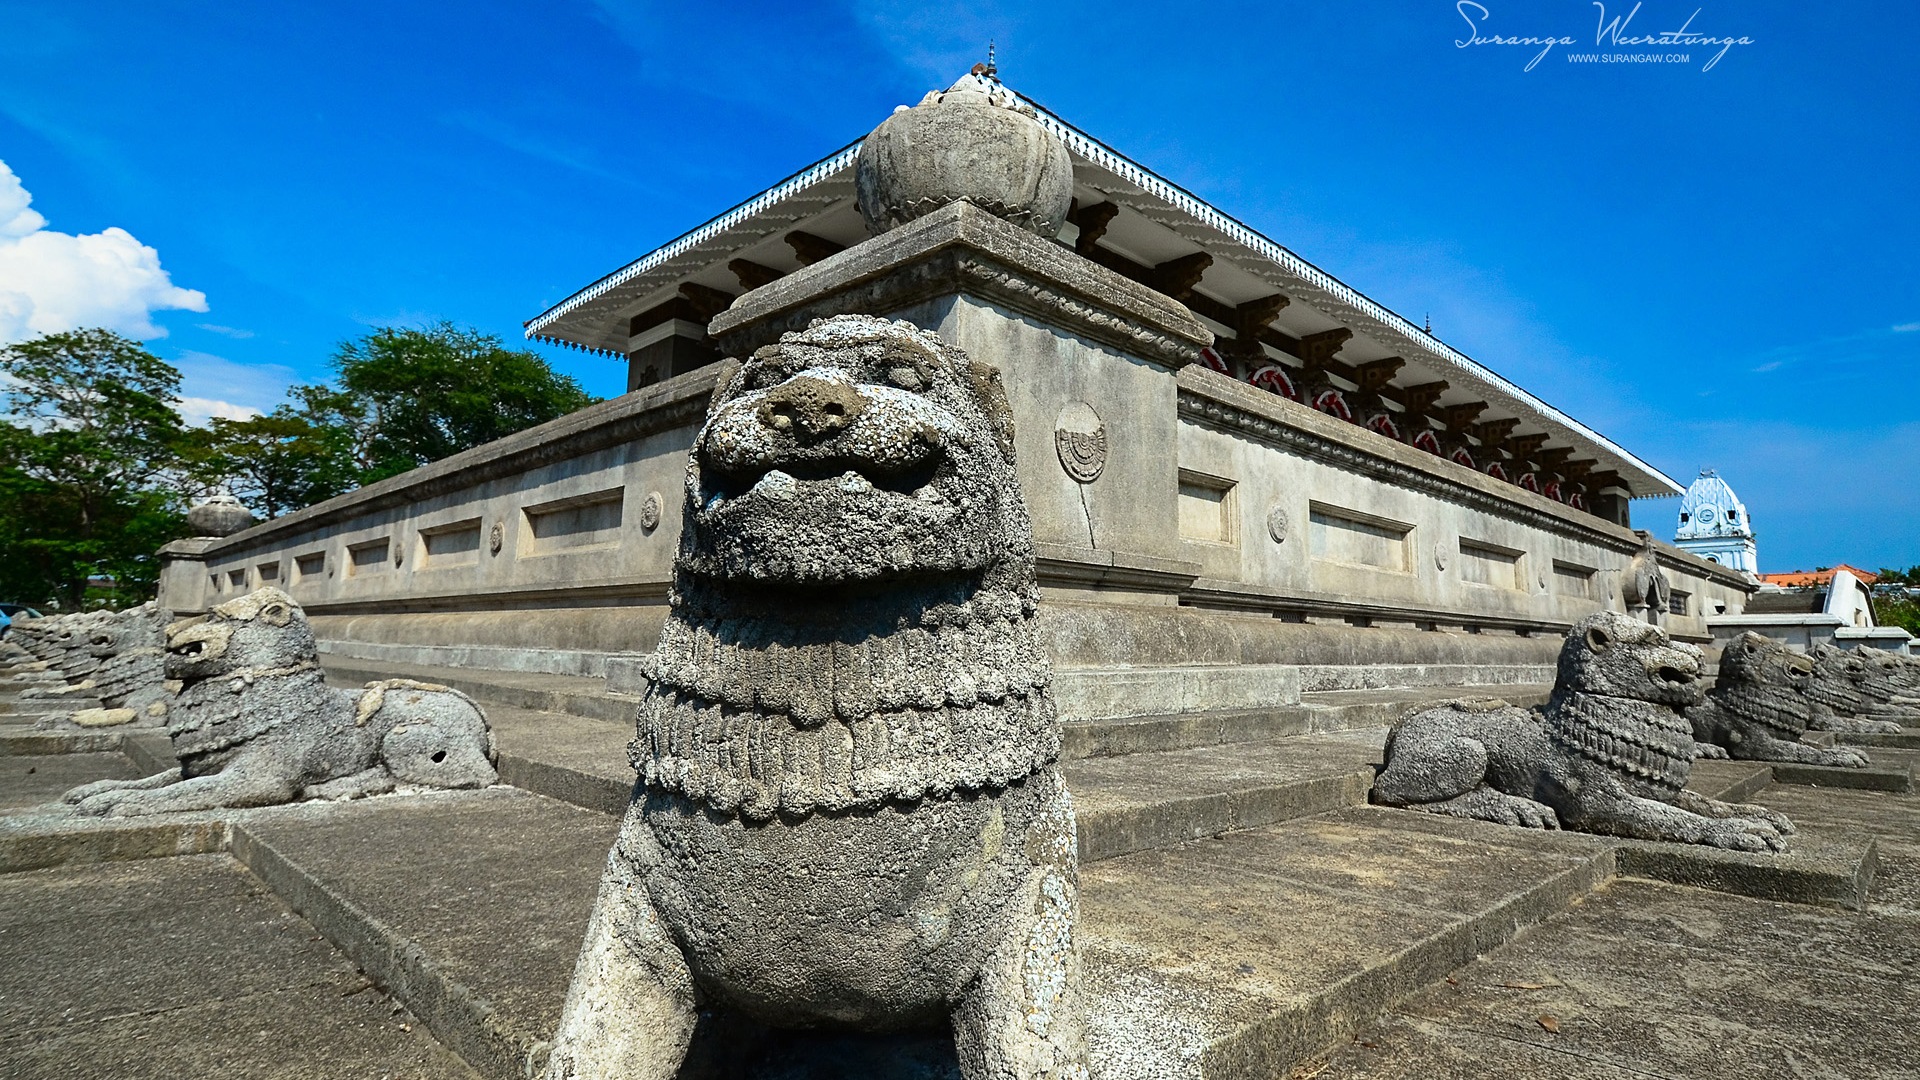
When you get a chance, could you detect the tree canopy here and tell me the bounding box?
[0,329,188,609]
[309,323,596,483]
[1,322,597,609]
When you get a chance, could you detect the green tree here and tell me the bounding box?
[302,323,596,483]
[177,408,361,520]
[0,329,189,608]
[1874,565,1920,636]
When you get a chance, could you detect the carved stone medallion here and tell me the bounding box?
[1434,541,1450,571]
[640,491,664,533]
[488,521,504,556]
[1266,506,1289,544]
[1054,401,1106,483]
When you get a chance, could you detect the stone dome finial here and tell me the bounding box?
[854,74,1075,239]
[186,491,257,538]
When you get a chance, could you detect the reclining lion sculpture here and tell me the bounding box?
[63,588,497,816]
[1374,611,1793,851]
[1689,632,1871,767]
[546,316,1087,1080]
[30,603,173,729]
[1804,643,1916,732]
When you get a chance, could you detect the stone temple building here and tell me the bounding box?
[156,73,1754,719]
[1672,469,1758,575]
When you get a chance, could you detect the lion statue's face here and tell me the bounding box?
[86,604,165,659]
[1718,632,1814,693]
[681,316,1024,587]
[1560,611,1705,708]
[165,588,317,684]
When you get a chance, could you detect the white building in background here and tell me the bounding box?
[1674,469,1758,575]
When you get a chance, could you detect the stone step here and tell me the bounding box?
[1066,732,1382,862]
[323,654,1550,760]
[210,782,1876,1080]
[229,791,614,1080]
[474,699,1384,864]
[0,852,480,1078]
[213,790,1618,1080]
[322,657,631,723]
[1833,727,1920,750]
[1769,759,1914,794]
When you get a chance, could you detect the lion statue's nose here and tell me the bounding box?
[756,375,866,442]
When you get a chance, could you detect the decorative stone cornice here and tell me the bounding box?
[1174,368,1754,592]
[711,201,1212,369]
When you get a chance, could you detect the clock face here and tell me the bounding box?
[1697,506,1716,524]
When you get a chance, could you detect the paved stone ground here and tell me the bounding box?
[4,653,1916,1080]
[0,854,478,1079]
[0,752,141,809]
[1312,877,1920,1080]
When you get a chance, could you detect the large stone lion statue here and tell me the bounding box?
[62,588,497,816]
[1374,611,1793,851]
[546,316,1086,1080]
[1688,632,1871,767]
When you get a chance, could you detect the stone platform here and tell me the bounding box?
[2,659,1916,1080]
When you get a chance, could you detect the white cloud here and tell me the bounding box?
[177,396,262,426]
[1894,321,1920,333]
[171,350,300,428]
[195,323,253,339]
[0,159,208,343]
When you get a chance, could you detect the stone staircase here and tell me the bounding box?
[1,652,1908,1080]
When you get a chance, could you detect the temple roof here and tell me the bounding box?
[525,80,1683,499]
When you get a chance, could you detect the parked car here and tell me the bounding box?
[0,603,44,639]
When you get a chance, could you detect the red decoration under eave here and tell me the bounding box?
[1518,473,1540,493]
[1314,390,1353,422]
[1486,462,1509,482]
[1414,430,1442,455]
[1366,413,1401,441]
[1197,346,1231,374]
[1544,481,1563,502]
[1247,363,1298,401]
[1451,447,1475,470]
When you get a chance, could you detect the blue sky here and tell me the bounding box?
[1,1,1914,571]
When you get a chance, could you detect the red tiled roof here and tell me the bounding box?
[1756,564,1879,587]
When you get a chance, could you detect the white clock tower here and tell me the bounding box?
[1674,469,1758,575]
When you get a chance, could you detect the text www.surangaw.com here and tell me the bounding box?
[1456,1,1754,71]
[1566,52,1691,63]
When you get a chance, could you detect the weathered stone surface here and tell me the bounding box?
[0,853,476,1079]
[186,491,258,537]
[1620,530,1670,623]
[1690,631,1872,766]
[62,588,497,816]
[856,75,1073,240]
[1375,612,1795,850]
[1805,641,1920,731]
[1317,878,1920,1080]
[548,317,1087,1080]
[0,752,143,809]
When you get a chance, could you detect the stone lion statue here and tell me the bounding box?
[546,316,1086,1080]
[32,602,173,730]
[62,588,497,816]
[1374,611,1793,851]
[1803,643,1912,733]
[1687,632,1870,767]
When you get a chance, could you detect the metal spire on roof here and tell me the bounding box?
[972,40,998,80]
